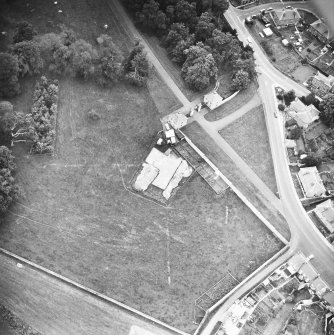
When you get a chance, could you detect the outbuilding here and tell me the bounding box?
[263,27,273,37]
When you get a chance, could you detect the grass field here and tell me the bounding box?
[0,0,285,332]
[219,105,278,193]
[182,121,290,241]
[205,81,258,121]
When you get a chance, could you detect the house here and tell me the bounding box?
[298,166,326,198]
[263,27,273,37]
[203,91,224,111]
[270,7,301,27]
[314,199,334,233]
[288,98,319,128]
[305,71,334,99]
[308,19,334,44]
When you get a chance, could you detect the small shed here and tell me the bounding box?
[263,27,273,37]
[203,91,224,111]
[282,39,289,46]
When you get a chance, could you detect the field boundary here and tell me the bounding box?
[0,248,189,335]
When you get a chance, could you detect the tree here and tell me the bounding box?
[232,57,256,80]
[319,94,334,128]
[181,42,218,91]
[136,0,167,32]
[0,53,20,98]
[278,104,285,111]
[283,90,296,106]
[170,35,195,64]
[165,23,190,52]
[301,154,320,167]
[125,42,150,86]
[195,12,215,41]
[11,41,43,77]
[96,35,124,86]
[289,126,302,139]
[174,0,198,29]
[0,146,21,213]
[13,21,36,43]
[300,92,316,106]
[52,45,73,75]
[70,39,98,79]
[231,69,250,91]
[212,0,229,18]
[206,29,232,66]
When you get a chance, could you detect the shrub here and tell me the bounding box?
[88,109,101,120]
[301,154,320,167]
[0,53,20,98]
[278,104,285,111]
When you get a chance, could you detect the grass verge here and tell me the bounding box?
[219,105,278,193]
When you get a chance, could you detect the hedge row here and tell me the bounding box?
[30,76,58,154]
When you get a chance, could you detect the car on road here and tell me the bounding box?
[247,37,252,44]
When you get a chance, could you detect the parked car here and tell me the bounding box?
[286,5,293,9]
[267,7,273,11]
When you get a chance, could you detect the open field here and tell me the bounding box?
[0,77,284,332]
[182,121,290,241]
[205,81,258,121]
[219,105,278,193]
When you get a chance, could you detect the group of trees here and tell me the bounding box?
[0,22,150,99]
[319,93,334,128]
[124,0,255,91]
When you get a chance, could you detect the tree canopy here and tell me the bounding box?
[0,53,20,98]
[13,21,37,44]
[319,94,334,128]
[181,42,217,91]
[231,69,250,91]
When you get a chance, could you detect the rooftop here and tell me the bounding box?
[288,99,319,128]
[203,91,224,111]
[298,166,326,198]
[314,199,334,233]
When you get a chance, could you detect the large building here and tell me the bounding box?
[298,166,326,198]
[288,98,320,128]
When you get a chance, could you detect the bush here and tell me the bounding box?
[301,154,320,167]
[88,109,101,120]
[0,53,20,98]
[30,76,59,154]
[289,126,302,139]
[278,104,285,111]
[284,90,296,106]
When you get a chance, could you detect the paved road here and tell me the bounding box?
[0,249,186,335]
[197,4,334,334]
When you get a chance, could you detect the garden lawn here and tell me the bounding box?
[0,78,284,333]
[219,105,278,193]
[182,121,290,241]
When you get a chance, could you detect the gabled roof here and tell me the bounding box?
[272,8,301,26]
[298,166,326,198]
[288,99,319,128]
[314,199,334,233]
[310,19,334,41]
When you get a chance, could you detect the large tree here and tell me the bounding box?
[165,23,190,52]
[136,0,167,32]
[212,0,229,18]
[231,69,250,91]
[319,93,334,128]
[96,35,124,86]
[206,29,232,66]
[0,146,21,213]
[13,21,37,44]
[195,12,215,41]
[11,41,43,76]
[181,42,217,91]
[0,53,20,98]
[174,0,198,29]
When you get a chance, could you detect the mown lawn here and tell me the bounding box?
[219,105,278,193]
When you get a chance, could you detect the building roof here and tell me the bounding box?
[165,112,188,129]
[285,139,297,149]
[133,162,159,192]
[289,99,319,128]
[204,91,224,110]
[298,166,326,198]
[263,27,273,37]
[310,19,334,41]
[271,7,301,26]
[287,253,305,273]
[311,277,328,296]
[146,148,182,190]
[314,199,334,233]
[314,71,334,88]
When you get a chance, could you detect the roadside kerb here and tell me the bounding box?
[194,244,291,335]
[179,130,289,245]
[0,248,189,335]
